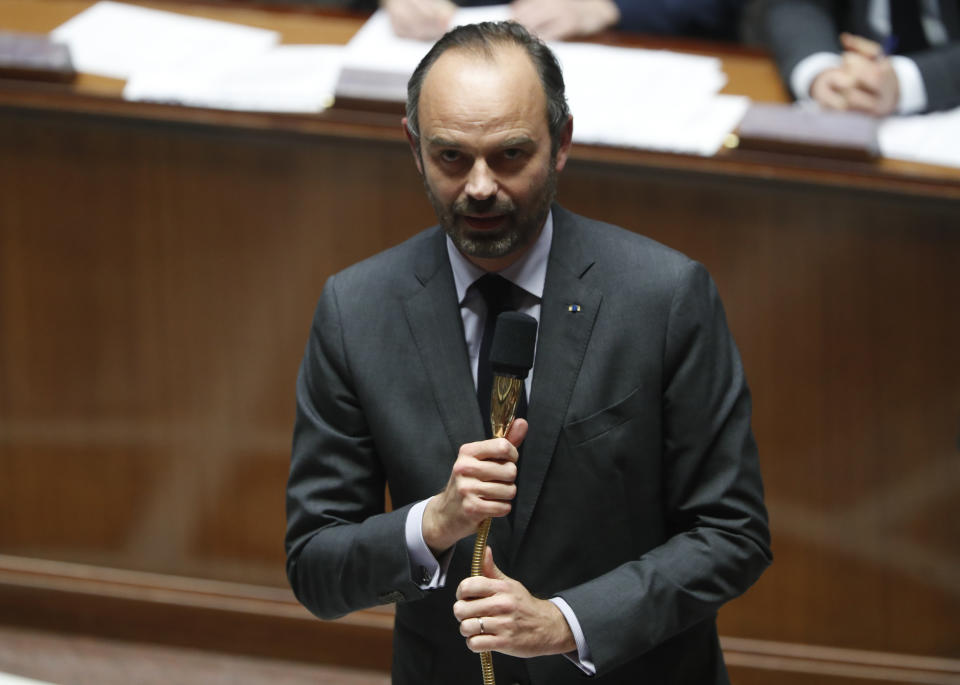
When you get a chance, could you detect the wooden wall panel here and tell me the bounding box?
[1,99,959,682]
[556,164,960,658]
[0,108,433,585]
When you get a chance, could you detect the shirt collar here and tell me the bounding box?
[446,210,553,304]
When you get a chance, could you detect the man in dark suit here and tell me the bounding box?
[764,0,960,115]
[285,21,771,684]
[352,0,745,42]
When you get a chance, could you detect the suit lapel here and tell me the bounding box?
[401,215,603,566]
[510,208,602,562]
[404,229,485,461]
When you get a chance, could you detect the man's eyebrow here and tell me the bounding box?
[425,136,461,149]
[424,135,536,149]
[500,135,535,147]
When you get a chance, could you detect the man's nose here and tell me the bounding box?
[464,159,497,201]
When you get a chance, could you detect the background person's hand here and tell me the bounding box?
[839,42,899,116]
[810,66,857,110]
[382,0,457,41]
[809,33,900,116]
[511,0,620,41]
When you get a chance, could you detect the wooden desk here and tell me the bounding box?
[1,2,958,683]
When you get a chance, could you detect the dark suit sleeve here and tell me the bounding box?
[285,276,427,620]
[911,43,960,111]
[612,0,745,39]
[764,0,842,91]
[557,261,771,674]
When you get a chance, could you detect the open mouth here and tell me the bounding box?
[462,215,506,231]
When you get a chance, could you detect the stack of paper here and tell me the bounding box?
[335,6,746,156]
[335,6,511,102]
[51,1,342,113]
[878,106,960,169]
[52,1,279,81]
[124,45,343,112]
[51,1,748,152]
[551,42,748,157]
[0,673,55,685]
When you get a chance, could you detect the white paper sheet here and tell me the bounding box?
[346,5,513,71]
[124,45,343,112]
[337,8,745,156]
[51,1,278,81]
[0,673,56,685]
[55,1,747,152]
[335,6,512,102]
[551,42,743,156]
[878,105,960,169]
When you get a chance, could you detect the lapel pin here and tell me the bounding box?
[567,304,582,313]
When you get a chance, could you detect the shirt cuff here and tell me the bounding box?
[405,497,453,589]
[549,597,596,676]
[889,55,927,114]
[790,52,844,101]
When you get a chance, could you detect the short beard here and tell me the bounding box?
[423,160,558,262]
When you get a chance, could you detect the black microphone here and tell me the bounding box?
[472,310,537,685]
[487,311,538,439]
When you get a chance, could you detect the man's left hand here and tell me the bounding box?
[454,547,577,658]
[511,0,620,41]
[838,33,900,116]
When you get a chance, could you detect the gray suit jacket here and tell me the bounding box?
[285,205,771,684]
[764,0,960,112]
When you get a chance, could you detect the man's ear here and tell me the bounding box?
[554,115,574,173]
[402,117,424,175]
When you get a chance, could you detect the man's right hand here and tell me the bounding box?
[422,418,528,555]
[810,66,856,111]
[381,0,457,41]
[809,33,900,116]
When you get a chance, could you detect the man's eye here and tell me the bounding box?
[503,148,523,160]
[439,150,461,163]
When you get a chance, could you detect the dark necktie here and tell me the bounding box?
[889,0,929,53]
[473,273,528,438]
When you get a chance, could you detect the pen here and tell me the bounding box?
[881,34,898,55]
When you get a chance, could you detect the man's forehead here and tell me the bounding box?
[429,41,530,70]
[418,43,546,132]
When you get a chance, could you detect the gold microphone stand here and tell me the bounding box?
[471,374,525,685]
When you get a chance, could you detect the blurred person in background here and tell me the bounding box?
[346,0,746,42]
[764,0,960,116]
